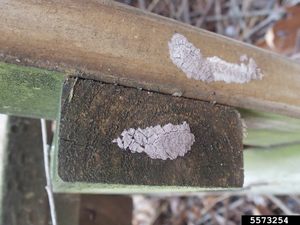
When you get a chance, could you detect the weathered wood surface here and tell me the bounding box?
[239,109,300,147]
[1,0,299,118]
[1,61,298,149]
[0,62,65,120]
[58,77,243,188]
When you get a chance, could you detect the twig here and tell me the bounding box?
[211,210,236,225]
[243,13,281,42]
[241,16,258,43]
[219,198,245,213]
[224,197,229,225]
[147,0,160,12]
[290,195,300,206]
[266,195,296,215]
[200,194,231,216]
[252,206,262,215]
[68,77,78,102]
[283,0,300,7]
[182,0,191,24]
[295,29,300,53]
[41,119,57,225]
[241,0,251,13]
[230,0,245,30]
[163,0,175,19]
[200,197,245,224]
[175,0,189,21]
[195,0,215,28]
[265,0,277,9]
[149,199,170,225]
[214,0,223,34]
[203,8,285,22]
[240,0,251,39]
[138,0,146,10]
[210,209,218,225]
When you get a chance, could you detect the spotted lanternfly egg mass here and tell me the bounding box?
[168,33,263,83]
[112,122,195,160]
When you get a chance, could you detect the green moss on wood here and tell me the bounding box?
[0,62,65,120]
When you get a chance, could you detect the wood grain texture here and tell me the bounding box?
[0,0,299,118]
[58,77,244,188]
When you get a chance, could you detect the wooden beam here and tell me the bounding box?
[1,62,299,149]
[1,0,299,118]
[54,77,244,192]
[0,62,65,120]
[240,109,300,147]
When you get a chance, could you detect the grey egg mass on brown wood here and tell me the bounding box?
[112,122,195,160]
